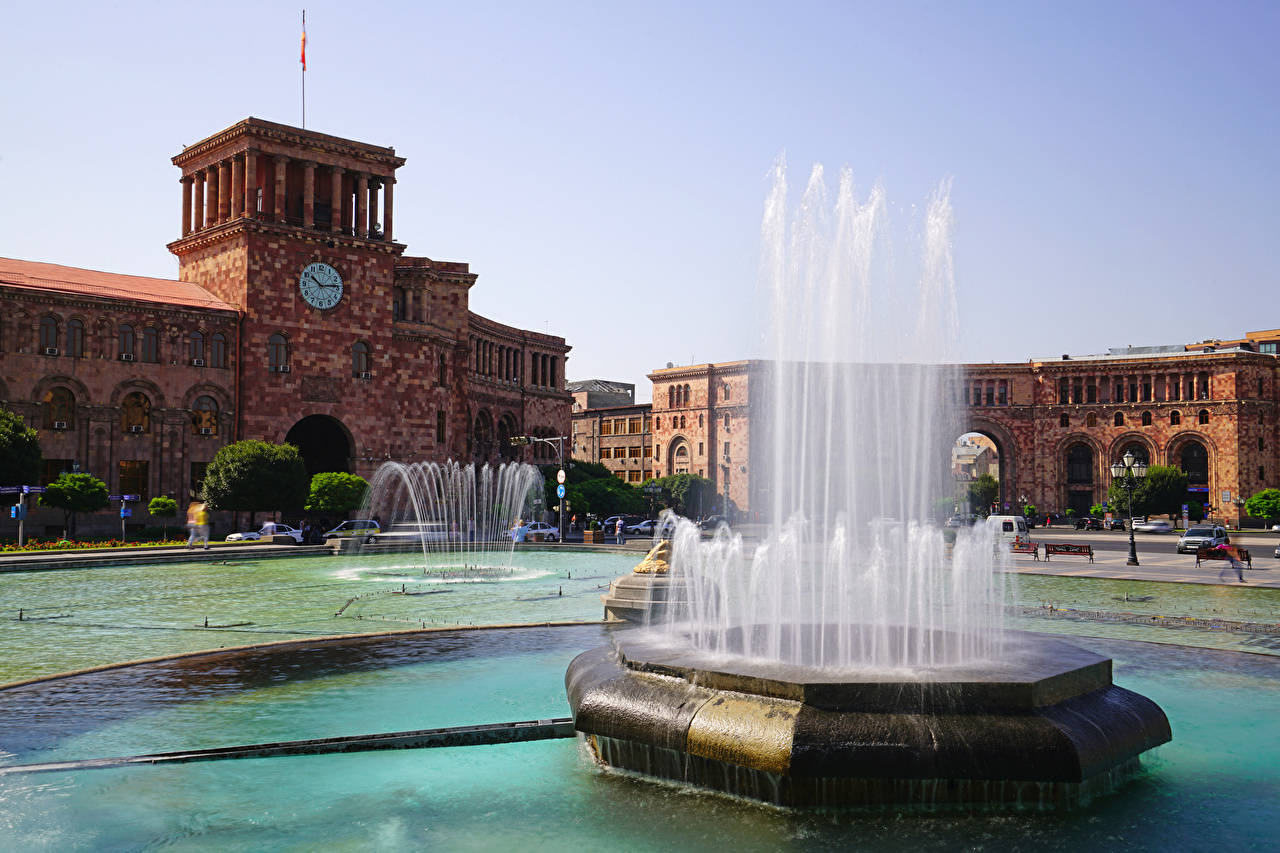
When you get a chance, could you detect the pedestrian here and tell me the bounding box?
[193,502,211,550]
[185,501,200,549]
[615,517,625,545]
[1216,543,1246,583]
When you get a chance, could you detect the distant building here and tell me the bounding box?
[568,379,635,411]
[569,380,654,484]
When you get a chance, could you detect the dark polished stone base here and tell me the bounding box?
[565,627,1171,808]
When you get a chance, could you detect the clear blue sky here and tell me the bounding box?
[2,1,1276,400]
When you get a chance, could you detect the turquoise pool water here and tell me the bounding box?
[0,625,1276,851]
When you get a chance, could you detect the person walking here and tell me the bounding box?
[189,502,211,550]
[615,517,625,545]
[185,501,200,549]
[1216,543,1246,583]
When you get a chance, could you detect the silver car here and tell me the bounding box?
[1176,525,1228,554]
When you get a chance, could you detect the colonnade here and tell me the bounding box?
[470,337,560,390]
[180,152,395,241]
[1056,371,1212,405]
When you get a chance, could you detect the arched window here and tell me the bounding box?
[268,333,289,371]
[1059,413,1069,428]
[654,416,661,429]
[191,396,218,435]
[723,383,730,401]
[1113,412,1124,427]
[1198,409,1210,425]
[1086,412,1097,428]
[189,331,205,364]
[724,414,730,430]
[438,353,447,387]
[121,391,151,433]
[118,324,135,359]
[210,333,227,369]
[141,326,160,363]
[680,415,687,429]
[1181,442,1209,485]
[668,386,675,408]
[39,316,59,353]
[683,384,691,405]
[1066,443,1093,484]
[1170,411,1181,426]
[698,413,704,428]
[66,319,84,358]
[1141,411,1153,426]
[352,341,370,377]
[1058,378,1069,403]
[1119,442,1149,467]
[43,387,75,429]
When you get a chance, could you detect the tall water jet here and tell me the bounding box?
[567,164,1170,807]
[355,460,543,570]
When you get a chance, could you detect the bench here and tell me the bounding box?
[1043,543,1094,563]
[1008,541,1039,559]
[1195,546,1251,569]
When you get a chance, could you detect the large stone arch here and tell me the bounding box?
[30,374,92,407]
[472,408,495,462]
[496,412,520,461]
[1166,431,1216,507]
[109,378,167,411]
[1053,432,1106,517]
[1107,432,1156,467]
[285,414,354,477]
[959,416,1019,510]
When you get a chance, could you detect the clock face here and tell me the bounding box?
[299,262,344,310]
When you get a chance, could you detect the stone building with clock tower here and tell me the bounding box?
[0,117,570,534]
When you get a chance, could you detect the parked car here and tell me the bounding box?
[224,530,261,541]
[1134,519,1173,534]
[321,519,381,541]
[511,521,559,542]
[626,519,659,535]
[1108,519,1126,530]
[1176,525,1229,554]
[226,523,304,543]
[1074,517,1103,531]
[698,515,728,531]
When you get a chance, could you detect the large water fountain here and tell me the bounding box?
[567,163,1170,807]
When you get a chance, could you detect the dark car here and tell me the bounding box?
[1108,519,1126,530]
[1074,517,1103,531]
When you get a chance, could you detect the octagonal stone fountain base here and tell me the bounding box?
[565,626,1171,808]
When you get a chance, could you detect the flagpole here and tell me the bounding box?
[301,10,307,129]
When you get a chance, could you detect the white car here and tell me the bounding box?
[224,530,261,541]
[227,524,305,543]
[512,522,559,542]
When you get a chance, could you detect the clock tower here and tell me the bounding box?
[168,118,424,476]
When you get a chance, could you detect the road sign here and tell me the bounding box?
[556,469,566,485]
[1182,504,1189,514]
[21,486,46,494]
[120,507,132,518]
[123,494,141,502]
[556,484,566,499]
[0,486,20,494]
[108,494,122,501]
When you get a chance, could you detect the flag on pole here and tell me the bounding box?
[300,11,307,71]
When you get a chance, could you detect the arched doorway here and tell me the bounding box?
[952,431,1006,515]
[668,437,691,475]
[1118,440,1150,466]
[473,409,494,462]
[1064,441,1095,518]
[285,415,353,478]
[496,413,519,462]
[1180,440,1210,509]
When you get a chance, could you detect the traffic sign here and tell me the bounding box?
[108,494,122,501]
[120,507,132,518]
[0,486,20,494]
[123,494,141,501]
[21,486,46,494]
[556,484,566,499]
[556,469,566,485]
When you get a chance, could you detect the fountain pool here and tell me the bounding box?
[0,626,1276,850]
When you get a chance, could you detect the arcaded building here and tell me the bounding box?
[0,118,570,533]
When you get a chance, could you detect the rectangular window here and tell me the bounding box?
[627,470,642,483]
[1260,466,1266,480]
[41,459,73,486]
[1058,378,1069,404]
[698,442,704,456]
[600,447,611,459]
[998,381,1008,405]
[118,460,149,501]
[628,418,642,434]
[629,446,641,458]
[972,384,982,406]
[723,442,730,459]
[1129,382,1138,402]
[1114,381,1124,402]
[643,445,652,458]
[1072,380,1083,404]
[600,420,613,436]
[615,471,626,481]
[190,462,208,500]
[1142,381,1152,402]
[1086,382,1097,403]
[1258,378,1264,397]
[985,385,994,406]
[1261,342,1277,354]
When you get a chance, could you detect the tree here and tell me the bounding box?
[966,474,999,516]
[575,477,645,519]
[148,495,179,540]
[1105,465,1187,518]
[1090,503,1108,519]
[1245,488,1280,526]
[40,472,109,538]
[305,472,370,515]
[650,474,717,518]
[202,440,308,527]
[1021,502,1037,521]
[0,407,42,487]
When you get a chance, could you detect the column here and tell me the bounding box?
[204,166,218,228]
[330,167,344,232]
[244,150,258,220]
[193,172,205,230]
[230,155,243,219]
[273,156,288,221]
[217,159,231,223]
[355,173,368,238]
[403,288,415,323]
[383,178,394,242]
[181,176,193,236]
[368,179,380,236]
[302,161,316,228]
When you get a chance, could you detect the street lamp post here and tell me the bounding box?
[510,434,569,542]
[1110,449,1148,567]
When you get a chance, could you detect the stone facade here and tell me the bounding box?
[1,118,570,535]
[571,403,654,484]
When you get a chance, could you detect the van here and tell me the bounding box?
[986,515,1030,543]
